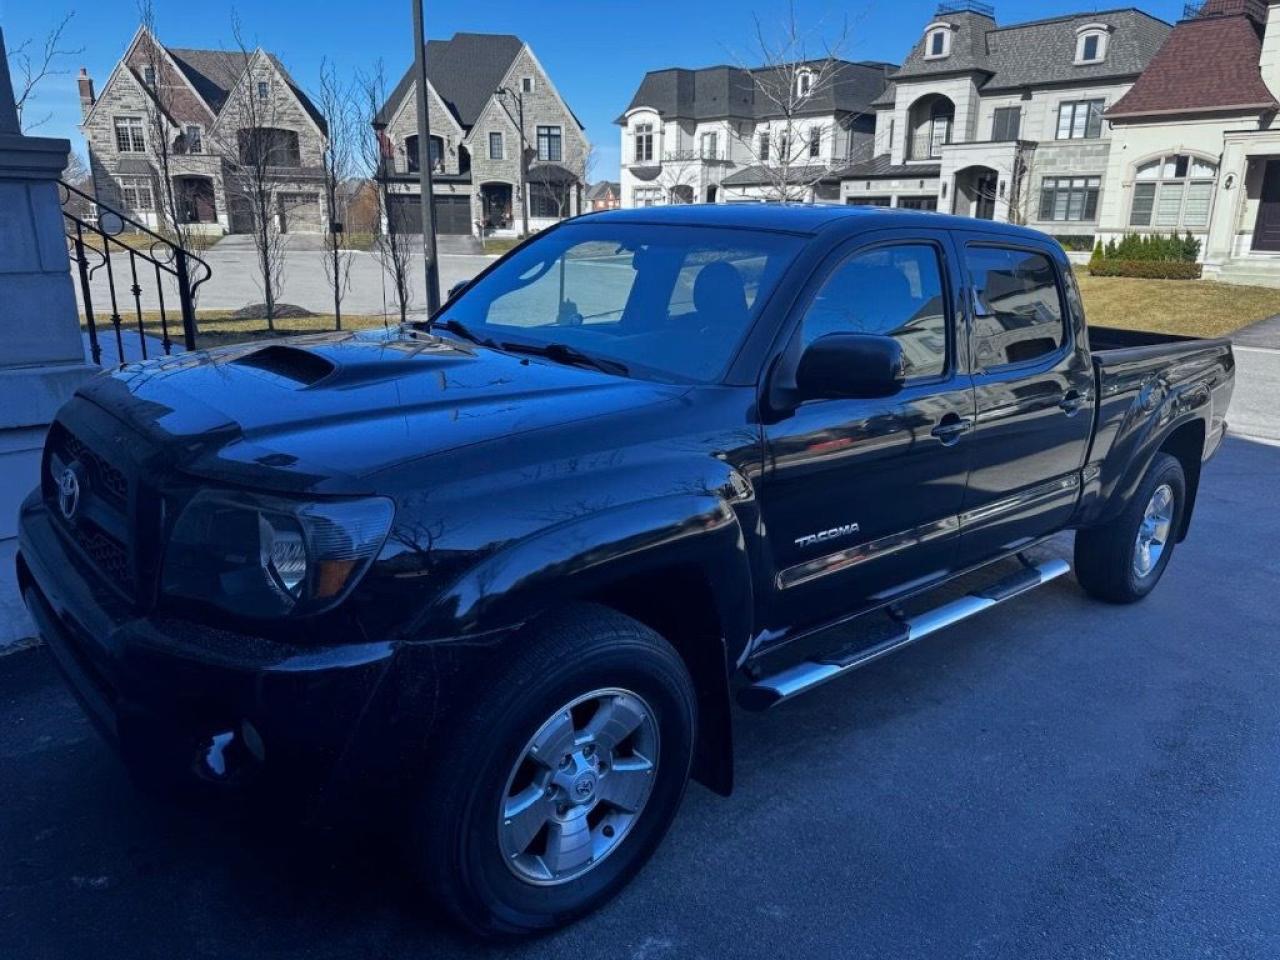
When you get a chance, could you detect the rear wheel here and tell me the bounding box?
[414,605,697,936]
[1075,452,1186,604]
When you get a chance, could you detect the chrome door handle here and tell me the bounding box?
[932,417,972,446]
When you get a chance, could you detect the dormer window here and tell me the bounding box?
[143,65,156,87]
[1075,24,1112,65]
[924,23,953,60]
[796,69,814,98]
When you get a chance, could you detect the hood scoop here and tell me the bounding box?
[232,345,337,387]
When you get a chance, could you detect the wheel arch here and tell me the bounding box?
[1158,419,1205,541]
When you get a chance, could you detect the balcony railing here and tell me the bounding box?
[662,149,730,164]
[1183,0,1266,19]
[936,0,995,16]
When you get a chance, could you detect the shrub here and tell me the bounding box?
[1102,232,1200,263]
[1089,241,1105,270]
[1088,259,1203,280]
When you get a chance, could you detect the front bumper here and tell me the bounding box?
[17,492,436,815]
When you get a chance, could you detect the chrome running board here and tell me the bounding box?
[739,559,1071,712]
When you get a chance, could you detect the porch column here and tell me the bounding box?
[1204,139,1250,273]
[0,26,97,646]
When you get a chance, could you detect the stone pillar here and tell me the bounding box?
[0,26,97,647]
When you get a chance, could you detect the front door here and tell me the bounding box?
[953,235,1094,566]
[759,231,974,639]
[974,173,998,220]
[1253,159,1280,252]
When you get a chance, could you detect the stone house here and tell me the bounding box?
[845,1,1170,235]
[374,33,589,238]
[1103,0,1280,284]
[79,26,329,237]
[616,60,895,207]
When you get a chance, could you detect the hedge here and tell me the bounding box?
[1054,235,1096,252]
[1089,259,1203,280]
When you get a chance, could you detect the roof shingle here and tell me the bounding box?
[1108,12,1279,118]
[375,33,526,130]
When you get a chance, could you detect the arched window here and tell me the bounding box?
[908,95,954,161]
[1075,24,1112,65]
[924,23,952,60]
[1129,154,1218,230]
[796,68,814,98]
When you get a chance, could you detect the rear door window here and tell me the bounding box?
[966,246,1066,368]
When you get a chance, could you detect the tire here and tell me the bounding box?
[1074,452,1186,604]
[415,603,697,937]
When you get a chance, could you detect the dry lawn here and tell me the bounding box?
[1076,274,1280,338]
[84,311,398,351]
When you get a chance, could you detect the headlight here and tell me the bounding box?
[162,490,395,618]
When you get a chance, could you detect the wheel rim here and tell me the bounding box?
[1134,483,1175,579]
[498,688,660,886]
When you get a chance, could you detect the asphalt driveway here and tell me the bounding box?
[2,433,1278,960]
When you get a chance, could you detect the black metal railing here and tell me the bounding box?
[59,180,212,366]
[1183,0,1267,20]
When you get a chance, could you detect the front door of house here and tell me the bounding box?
[1253,159,1280,251]
[975,173,998,220]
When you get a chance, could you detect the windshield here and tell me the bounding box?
[438,222,805,383]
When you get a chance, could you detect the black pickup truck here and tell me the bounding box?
[18,205,1234,935]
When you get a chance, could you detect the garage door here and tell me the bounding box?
[279,192,324,233]
[388,194,472,235]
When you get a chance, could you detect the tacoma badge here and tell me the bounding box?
[795,523,860,550]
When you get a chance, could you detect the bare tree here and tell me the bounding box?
[726,2,864,202]
[9,12,83,132]
[211,17,291,328]
[967,148,1037,224]
[358,61,414,323]
[135,2,195,250]
[316,58,356,329]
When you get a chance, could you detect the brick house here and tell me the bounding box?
[845,1,1170,234]
[79,26,329,236]
[616,59,895,207]
[374,33,589,238]
[585,181,622,210]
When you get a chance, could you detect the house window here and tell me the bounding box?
[700,131,718,159]
[634,123,654,163]
[1075,26,1110,64]
[536,126,562,162]
[1129,154,1218,230]
[521,76,534,93]
[809,127,822,158]
[1057,100,1105,140]
[992,107,1021,142]
[489,132,504,160]
[778,131,791,161]
[120,176,154,212]
[758,131,771,162]
[529,182,568,218]
[185,125,203,154]
[1039,177,1101,222]
[143,65,156,87]
[114,116,145,152]
[633,186,663,207]
[406,135,443,173]
[796,70,813,98]
[925,26,951,59]
[257,81,269,101]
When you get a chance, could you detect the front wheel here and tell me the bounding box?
[1075,452,1186,604]
[414,605,697,937]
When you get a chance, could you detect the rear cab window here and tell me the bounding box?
[965,245,1067,369]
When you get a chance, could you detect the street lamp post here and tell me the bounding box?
[496,86,529,236]
[412,0,441,314]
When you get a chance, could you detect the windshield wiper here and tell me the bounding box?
[435,318,499,348]
[500,341,630,377]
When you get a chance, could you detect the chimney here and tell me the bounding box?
[77,67,95,120]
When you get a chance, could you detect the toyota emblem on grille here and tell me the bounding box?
[57,467,82,521]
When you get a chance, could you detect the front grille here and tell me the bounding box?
[72,518,134,591]
[49,424,130,511]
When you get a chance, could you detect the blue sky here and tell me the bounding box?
[4,0,1189,179]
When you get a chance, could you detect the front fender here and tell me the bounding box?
[420,492,753,656]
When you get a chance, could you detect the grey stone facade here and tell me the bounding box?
[81,28,328,236]
[378,35,589,236]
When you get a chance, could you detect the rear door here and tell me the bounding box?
[758,229,975,638]
[953,236,1094,565]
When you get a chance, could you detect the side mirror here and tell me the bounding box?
[796,333,906,401]
[447,281,468,302]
